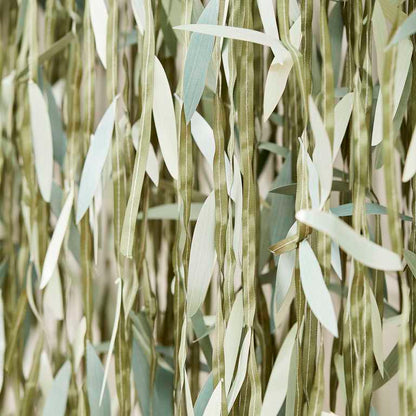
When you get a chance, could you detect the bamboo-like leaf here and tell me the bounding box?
[76,98,117,223]
[260,324,297,416]
[333,92,354,160]
[403,125,416,182]
[89,0,108,67]
[175,24,288,61]
[86,342,111,416]
[202,380,222,416]
[187,191,216,316]
[296,209,403,271]
[183,0,219,122]
[153,56,178,179]
[40,189,74,289]
[42,361,71,416]
[309,96,333,208]
[299,240,338,337]
[28,80,54,202]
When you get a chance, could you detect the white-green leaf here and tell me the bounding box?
[187,191,216,316]
[28,80,53,202]
[227,329,251,411]
[175,24,288,63]
[403,124,416,182]
[296,209,403,271]
[224,292,244,393]
[256,0,279,38]
[370,290,384,376]
[0,292,4,392]
[42,361,71,416]
[309,96,333,208]
[393,39,413,114]
[146,143,159,186]
[100,278,122,404]
[40,189,74,289]
[260,324,297,416]
[87,342,111,416]
[299,240,338,337]
[183,0,219,122]
[333,92,354,160]
[263,17,301,121]
[202,380,222,416]
[131,0,146,34]
[43,268,64,320]
[191,111,215,167]
[76,97,117,223]
[153,56,178,179]
[390,10,416,45]
[89,0,108,68]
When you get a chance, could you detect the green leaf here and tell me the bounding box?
[296,209,403,271]
[187,191,216,316]
[42,361,71,416]
[403,125,416,182]
[404,249,416,278]
[183,0,219,122]
[76,97,117,223]
[153,56,178,179]
[299,240,338,337]
[260,324,297,416]
[309,96,333,208]
[86,342,111,416]
[90,0,108,67]
[28,80,54,202]
[202,380,222,416]
[333,92,353,161]
[390,10,416,45]
[40,190,74,289]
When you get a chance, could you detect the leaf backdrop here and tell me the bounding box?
[1,0,416,414]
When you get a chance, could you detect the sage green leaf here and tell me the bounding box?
[224,292,243,393]
[296,210,403,271]
[403,125,416,182]
[202,380,222,416]
[370,290,384,376]
[76,97,117,223]
[146,143,159,186]
[86,342,111,416]
[191,111,215,167]
[89,0,108,67]
[28,80,54,202]
[175,24,288,61]
[40,189,74,289]
[260,324,297,416]
[138,202,203,221]
[227,329,251,411]
[299,240,338,337]
[405,250,416,278]
[42,361,71,416]
[263,17,301,120]
[309,96,333,208]
[183,0,219,122]
[0,292,4,391]
[187,192,216,316]
[390,10,416,45]
[333,92,353,161]
[153,56,178,179]
[131,0,145,34]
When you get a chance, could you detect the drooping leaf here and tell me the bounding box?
[296,209,403,271]
[28,80,54,202]
[187,191,216,316]
[76,97,117,223]
[42,361,71,416]
[299,240,338,337]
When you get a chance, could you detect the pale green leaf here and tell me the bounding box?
[296,209,403,271]
[260,324,297,416]
[86,342,111,416]
[202,380,222,416]
[42,361,71,416]
[153,56,178,179]
[89,0,108,68]
[299,240,338,337]
[28,80,53,202]
[40,190,74,289]
[76,97,117,223]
